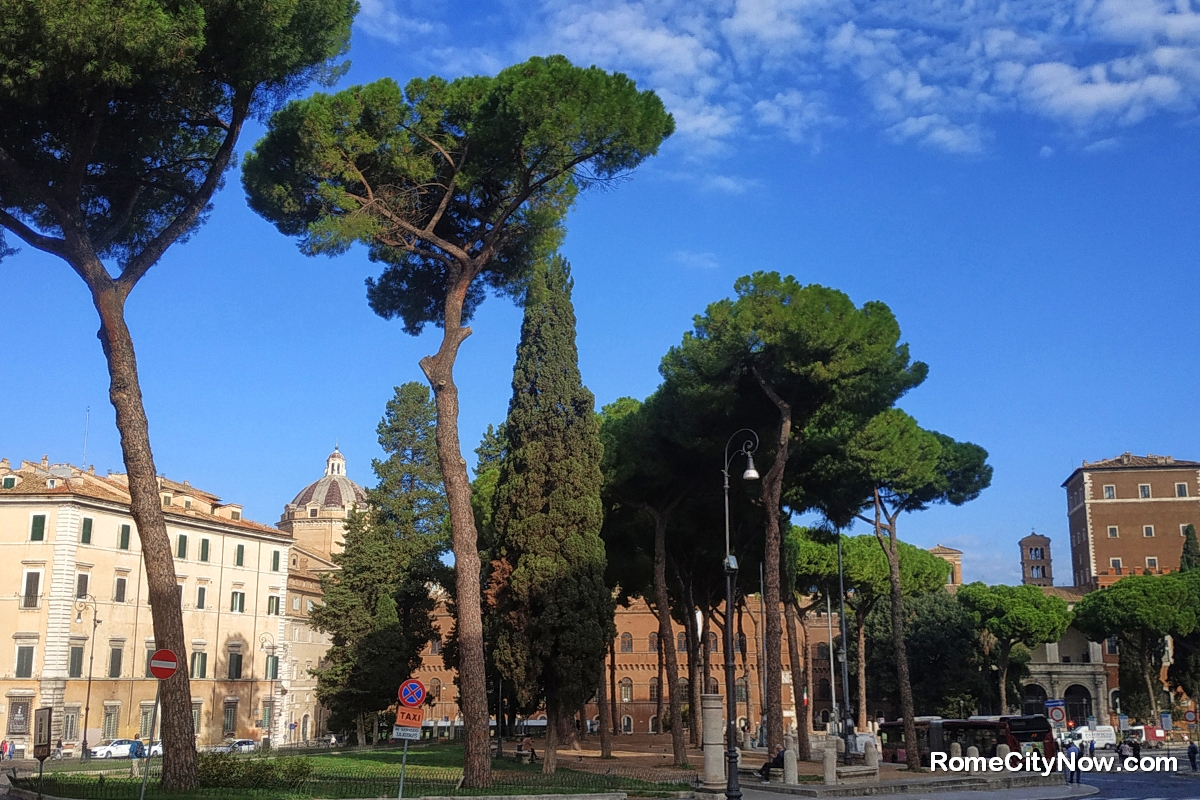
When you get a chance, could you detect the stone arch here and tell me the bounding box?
[1064,684,1092,727]
[1021,683,1048,716]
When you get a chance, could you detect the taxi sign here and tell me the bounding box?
[395,706,424,727]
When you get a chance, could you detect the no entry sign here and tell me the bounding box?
[148,649,178,680]
[398,679,425,708]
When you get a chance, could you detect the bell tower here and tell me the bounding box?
[1019,531,1053,586]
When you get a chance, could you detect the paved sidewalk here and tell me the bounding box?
[738,783,1098,800]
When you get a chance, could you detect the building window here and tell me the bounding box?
[265,655,279,680]
[292,596,300,611]
[307,600,314,613]
[193,585,204,609]
[272,551,280,572]
[231,510,241,521]
[140,705,155,738]
[7,700,30,735]
[649,677,660,702]
[75,573,89,598]
[736,678,750,703]
[230,591,245,613]
[1029,547,1044,560]
[1030,565,1045,578]
[223,702,238,736]
[176,535,188,559]
[119,524,131,550]
[736,633,747,654]
[114,576,127,603]
[145,649,156,677]
[707,632,719,652]
[15,645,35,678]
[102,707,119,740]
[1107,637,1119,655]
[22,571,41,609]
[190,651,207,679]
[429,678,442,700]
[184,499,191,509]
[30,514,46,541]
[1147,557,1159,570]
[621,715,633,734]
[619,678,633,703]
[81,518,93,545]
[108,646,123,678]
[309,508,318,518]
[648,632,658,653]
[228,651,243,679]
[69,646,84,678]
[1139,484,1151,498]
[200,539,210,562]
[677,632,687,652]
[260,701,273,729]
[430,637,443,656]
[193,703,203,734]
[1110,558,1123,571]
[620,632,633,653]
[235,544,245,566]
[816,642,830,660]
[1144,525,1155,538]
[63,709,79,742]
[2,476,14,489]
[162,494,171,507]
[1177,483,1189,498]
[1107,526,1119,538]
[1103,485,1115,499]
[267,596,280,615]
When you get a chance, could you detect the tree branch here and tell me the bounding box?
[0,209,68,257]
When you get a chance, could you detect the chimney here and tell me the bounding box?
[0,457,9,469]
[88,465,96,475]
[41,454,49,468]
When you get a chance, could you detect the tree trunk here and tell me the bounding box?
[93,288,197,789]
[701,611,713,697]
[651,512,688,765]
[875,510,919,772]
[356,713,366,748]
[420,291,490,787]
[1143,642,1161,719]
[798,606,814,759]
[610,638,619,735]
[656,638,664,730]
[997,644,1010,715]
[683,585,701,746]
[856,608,868,731]
[753,371,791,755]
[598,668,612,757]
[785,597,811,760]
[543,707,558,775]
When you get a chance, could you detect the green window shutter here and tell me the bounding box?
[200,539,210,562]
[81,518,93,544]
[109,648,123,678]
[69,647,84,678]
[176,535,188,559]
[235,544,244,566]
[272,550,280,572]
[31,515,46,541]
[119,525,131,550]
[2,476,14,489]
[16,646,35,678]
[146,650,155,677]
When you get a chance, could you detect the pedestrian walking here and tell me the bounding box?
[1188,740,1197,772]
[1,740,7,760]
[1064,742,1081,784]
[1088,739,1095,757]
[1132,739,1141,760]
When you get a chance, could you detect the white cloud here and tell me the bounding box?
[1039,144,1054,157]
[355,0,1200,154]
[670,250,720,269]
[1083,136,1122,152]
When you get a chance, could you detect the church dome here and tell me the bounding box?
[290,447,368,509]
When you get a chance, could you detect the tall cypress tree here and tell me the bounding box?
[1182,525,1200,572]
[491,256,613,774]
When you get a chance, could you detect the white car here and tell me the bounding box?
[90,739,137,758]
[215,738,257,754]
[149,742,163,757]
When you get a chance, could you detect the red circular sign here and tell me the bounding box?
[1186,710,1197,723]
[1047,706,1067,724]
[399,679,425,708]
[148,649,178,680]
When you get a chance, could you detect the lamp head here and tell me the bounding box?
[742,453,759,481]
[76,610,82,624]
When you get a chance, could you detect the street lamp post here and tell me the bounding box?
[835,534,854,764]
[75,595,100,760]
[722,429,759,800]
[260,633,277,748]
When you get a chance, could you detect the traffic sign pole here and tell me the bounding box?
[141,650,176,800]
[396,739,409,800]
[395,679,425,800]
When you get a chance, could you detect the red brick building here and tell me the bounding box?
[1063,453,1200,588]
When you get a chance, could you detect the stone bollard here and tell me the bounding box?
[997,743,1010,760]
[823,741,838,785]
[835,735,846,755]
[950,742,962,760]
[966,746,980,774]
[784,733,798,784]
[864,740,879,769]
[700,695,725,790]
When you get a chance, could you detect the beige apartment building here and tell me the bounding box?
[0,456,295,756]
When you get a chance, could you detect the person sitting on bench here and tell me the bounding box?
[754,745,785,783]
[518,736,537,762]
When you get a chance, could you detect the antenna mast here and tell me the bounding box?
[82,407,90,468]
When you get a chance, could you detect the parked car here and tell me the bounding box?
[90,739,137,759]
[214,738,257,754]
[148,742,163,757]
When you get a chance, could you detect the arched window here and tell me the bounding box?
[649,677,660,702]
[706,677,719,695]
[1021,684,1048,717]
[735,678,749,703]
[619,677,633,703]
[706,632,719,653]
[820,709,829,724]
[736,633,747,654]
[430,678,442,700]
[816,642,829,661]
[817,678,831,701]
[677,632,687,652]
[649,715,659,734]
[430,636,443,656]
[621,715,633,734]
[677,677,689,695]
[620,632,633,653]
[648,632,659,653]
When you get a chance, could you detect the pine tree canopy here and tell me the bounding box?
[491,255,613,717]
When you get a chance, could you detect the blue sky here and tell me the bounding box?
[4,0,1200,584]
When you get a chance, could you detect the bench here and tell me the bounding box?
[514,749,535,765]
[835,765,878,784]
